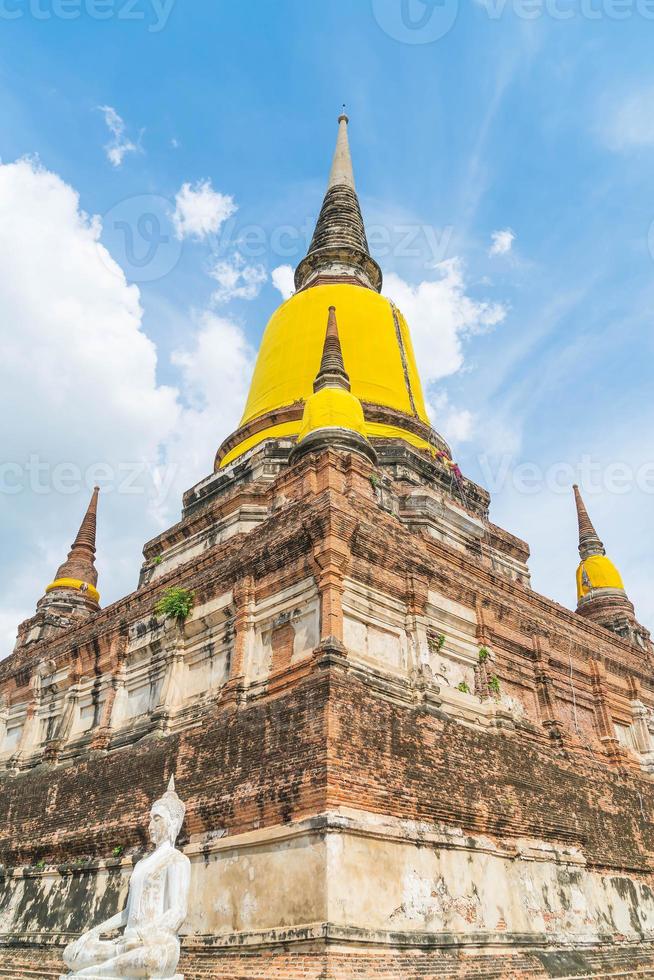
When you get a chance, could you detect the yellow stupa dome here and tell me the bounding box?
[217,283,437,468]
[576,555,625,601]
[215,115,452,471]
[297,383,367,444]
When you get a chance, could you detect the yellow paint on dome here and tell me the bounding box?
[576,555,625,600]
[393,304,429,422]
[297,387,367,443]
[365,422,434,455]
[219,421,301,468]
[219,418,446,471]
[219,283,433,467]
[239,283,429,427]
[45,578,100,604]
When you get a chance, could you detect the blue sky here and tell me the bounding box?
[1,0,653,652]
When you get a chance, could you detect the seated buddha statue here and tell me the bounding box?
[61,776,191,980]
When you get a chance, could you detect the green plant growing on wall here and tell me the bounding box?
[154,587,195,623]
[478,646,490,663]
[457,681,470,694]
[34,859,45,870]
[152,555,163,566]
[369,474,381,490]
[428,633,446,653]
[112,846,123,858]
[488,675,501,696]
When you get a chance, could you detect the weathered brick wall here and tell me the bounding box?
[0,671,329,866]
[4,942,654,979]
[3,657,654,879]
[178,946,654,979]
[324,666,654,871]
[3,656,654,876]
[2,450,654,979]
[271,621,297,675]
[2,661,654,977]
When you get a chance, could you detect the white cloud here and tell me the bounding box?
[98,105,139,168]
[166,314,255,497]
[384,260,506,450]
[427,393,474,444]
[384,259,507,383]
[0,158,179,464]
[210,253,267,304]
[172,179,236,241]
[171,181,264,301]
[0,157,254,657]
[489,228,515,257]
[173,313,254,414]
[271,264,295,301]
[600,86,654,151]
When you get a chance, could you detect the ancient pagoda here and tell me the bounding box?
[1,116,654,980]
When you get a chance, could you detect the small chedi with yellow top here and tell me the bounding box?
[1,115,654,980]
[573,482,645,645]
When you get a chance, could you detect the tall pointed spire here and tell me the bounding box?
[573,484,605,561]
[51,486,100,590]
[294,114,382,293]
[314,305,350,392]
[328,113,356,191]
[13,488,101,650]
[40,486,101,611]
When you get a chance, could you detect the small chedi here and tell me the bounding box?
[61,777,189,980]
[1,114,654,980]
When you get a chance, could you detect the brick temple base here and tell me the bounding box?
[4,943,654,980]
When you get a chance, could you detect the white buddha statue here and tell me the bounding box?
[61,776,191,980]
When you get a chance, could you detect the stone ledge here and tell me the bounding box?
[181,922,654,952]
